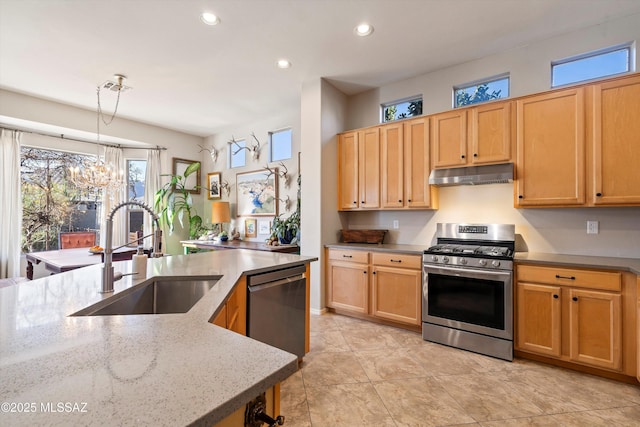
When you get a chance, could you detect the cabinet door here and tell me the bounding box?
[404,117,434,208]
[432,110,467,168]
[469,101,512,165]
[371,266,421,326]
[591,75,640,205]
[569,288,621,371]
[516,283,561,357]
[327,261,369,314]
[338,131,359,210]
[380,123,404,208]
[359,127,380,209]
[226,279,247,335]
[516,88,586,206]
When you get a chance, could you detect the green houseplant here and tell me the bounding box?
[154,161,206,239]
[268,174,301,245]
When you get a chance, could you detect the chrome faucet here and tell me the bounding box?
[101,201,162,293]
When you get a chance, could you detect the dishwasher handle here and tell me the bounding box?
[248,274,305,293]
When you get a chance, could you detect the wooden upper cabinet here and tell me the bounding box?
[432,110,467,168]
[404,118,434,208]
[380,123,404,209]
[338,131,359,210]
[591,74,640,205]
[469,101,512,165]
[515,88,586,207]
[338,128,380,210]
[358,127,380,209]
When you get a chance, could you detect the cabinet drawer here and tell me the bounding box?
[517,264,621,292]
[372,252,421,269]
[328,249,369,264]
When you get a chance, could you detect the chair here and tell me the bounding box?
[58,231,97,249]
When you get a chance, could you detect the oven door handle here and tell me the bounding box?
[423,264,512,281]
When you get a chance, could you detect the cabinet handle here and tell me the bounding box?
[596,192,602,197]
[408,199,412,202]
[390,259,402,263]
[363,271,367,274]
[342,255,353,258]
[473,153,478,157]
[555,274,576,280]
[353,201,357,204]
[518,195,523,199]
[572,296,578,302]
[361,200,365,204]
[398,199,402,203]
[553,294,559,299]
[372,271,376,275]
[461,155,465,159]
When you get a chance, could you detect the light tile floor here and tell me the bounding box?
[280,312,640,426]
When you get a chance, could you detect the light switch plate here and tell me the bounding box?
[587,220,599,234]
[393,220,399,229]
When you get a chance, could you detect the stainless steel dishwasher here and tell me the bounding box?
[247,265,306,358]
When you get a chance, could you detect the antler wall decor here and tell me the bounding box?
[219,180,231,197]
[278,195,292,212]
[264,162,291,187]
[229,133,262,161]
[198,144,219,163]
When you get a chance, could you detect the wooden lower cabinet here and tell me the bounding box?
[515,264,635,380]
[326,248,422,328]
[214,384,279,427]
[211,277,247,335]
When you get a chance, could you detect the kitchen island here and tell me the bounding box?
[0,250,316,426]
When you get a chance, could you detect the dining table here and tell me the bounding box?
[25,247,138,280]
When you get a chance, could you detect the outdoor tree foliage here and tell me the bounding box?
[455,84,502,107]
[383,99,423,122]
[20,147,100,252]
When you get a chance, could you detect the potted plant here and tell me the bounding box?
[154,161,206,240]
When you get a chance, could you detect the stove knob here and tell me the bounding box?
[478,259,487,266]
[459,258,467,265]
[431,255,438,262]
[442,256,450,264]
[492,260,501,268]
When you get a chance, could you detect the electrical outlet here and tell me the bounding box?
[587,220,599,234]
[393,220,399,229]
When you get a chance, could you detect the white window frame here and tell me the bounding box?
[269,128,293,162]
[453,73,510,108]
[380,95,423,123]
[551,42,634,88]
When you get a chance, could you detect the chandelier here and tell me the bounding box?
[69,74,130,197]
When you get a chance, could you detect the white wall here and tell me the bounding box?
[341,13,640,259]
[200,107,301,242]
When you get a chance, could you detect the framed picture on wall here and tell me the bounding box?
[207,172,221,200]
[172,158,201,194]
[245,218,257,238]
[236,169,278,216]
[258,220,271,235]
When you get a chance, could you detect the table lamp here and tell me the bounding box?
[211,201,231,237]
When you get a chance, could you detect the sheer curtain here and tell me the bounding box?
[100,146,126,247]
[0,129,22,278]
[143,148,162,248]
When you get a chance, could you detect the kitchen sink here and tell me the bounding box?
[72,278,218,316]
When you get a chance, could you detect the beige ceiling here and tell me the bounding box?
[1,0,640,138]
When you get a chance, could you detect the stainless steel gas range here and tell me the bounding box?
[422,223,515,361]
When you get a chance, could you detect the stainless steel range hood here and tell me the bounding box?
[428,163,514,186]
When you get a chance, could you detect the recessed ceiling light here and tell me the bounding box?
[200,12,220,25]
[354,23,374,37]
[276,59,292,69]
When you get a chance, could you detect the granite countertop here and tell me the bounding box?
[0,250,316,426]
[325,243,640,274]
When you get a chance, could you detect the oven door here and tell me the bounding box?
[422,264,512,340]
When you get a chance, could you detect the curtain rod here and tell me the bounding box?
[0,125,167,151]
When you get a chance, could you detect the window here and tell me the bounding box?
[229,139,246,168]
[454,75,509,108]
[270,128,292,161]
[126,159,147,244]
[381,96,423,123]
[551,43,632,87]
[20,146,102,252]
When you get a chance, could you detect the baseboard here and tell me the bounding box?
[310,307,327,316]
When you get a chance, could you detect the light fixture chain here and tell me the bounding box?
[96,86,121,127]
